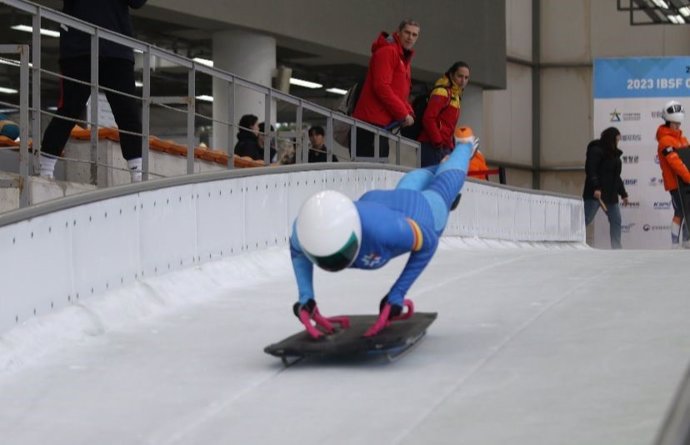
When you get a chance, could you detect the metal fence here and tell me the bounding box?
[0,0,421,207]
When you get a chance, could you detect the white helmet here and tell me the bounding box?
[662,100,685,123]
[296,190,361,271]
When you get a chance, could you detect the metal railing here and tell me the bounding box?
[0,43,29,206]
[0,0,421,206]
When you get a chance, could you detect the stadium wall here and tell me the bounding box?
[0,164,584,335]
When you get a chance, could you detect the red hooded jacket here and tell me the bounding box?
[656,124,690,191]
[352,32,414,127]
[418,76,461,148]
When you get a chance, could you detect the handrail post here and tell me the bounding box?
[227,79,235,169]
[264,89,272,165]
[141,47,151,181]
[90,29,102,186]
[325,115,334,163]
[187,67,195,174]
[296,101,304,164]
[31,11,42,178]
[19,44,30,207]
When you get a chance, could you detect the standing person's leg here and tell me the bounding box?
[670,189,684,246]
[39,56,92,177]
[420,142,439,167]
[100,58,143,181]
[583,199,600,226]
[606,203,622,249]
[378,134,389,159]
[354,128,389,160]
[354,129,375,158]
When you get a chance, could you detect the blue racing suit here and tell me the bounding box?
[290,140,473,307]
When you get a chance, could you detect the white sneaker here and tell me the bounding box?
[683,240,690,249]
[127,157,142,183]
[38,154,57,178]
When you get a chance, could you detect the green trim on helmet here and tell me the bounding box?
[305,232,359,272]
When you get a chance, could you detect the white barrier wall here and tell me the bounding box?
[0,165,584,335]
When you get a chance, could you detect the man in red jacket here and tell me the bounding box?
[352,19,419,160]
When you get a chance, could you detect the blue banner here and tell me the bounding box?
[594,57,690,98]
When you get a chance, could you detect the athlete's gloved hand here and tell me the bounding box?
[363,296,415,337]
[293,299,350,339]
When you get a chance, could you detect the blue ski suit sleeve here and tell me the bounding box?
[384,217,438,306]
[289,223,316,305]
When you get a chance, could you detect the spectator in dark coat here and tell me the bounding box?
[582,126,629,249]
[234,114,262,160]
[307,126,338,163]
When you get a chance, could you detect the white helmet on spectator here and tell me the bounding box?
[296,190,361,271]
[662,100,685,123]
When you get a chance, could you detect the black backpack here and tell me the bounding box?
[401,85,451,141]
[334,78,365,148]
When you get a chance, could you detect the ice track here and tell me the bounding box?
[1,238,689,445]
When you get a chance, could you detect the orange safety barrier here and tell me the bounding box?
[0,135,19,148]
[69,126,264,168]
[1,127,265,169]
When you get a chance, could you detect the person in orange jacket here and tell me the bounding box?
[656,100,690,248]
[456,127,489,180]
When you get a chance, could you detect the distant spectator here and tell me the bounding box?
[0,114,19,140]
[418,61,470,167]
[39,0,147,182]
[656,100,690,248]
[234,114,262,160]
[352,19,420,159]
[258,122,278,163]
[307,126,338,163]
[583,126,629,249]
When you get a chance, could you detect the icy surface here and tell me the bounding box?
[1,238,689,445]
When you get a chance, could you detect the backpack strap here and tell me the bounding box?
[428,85,453,109]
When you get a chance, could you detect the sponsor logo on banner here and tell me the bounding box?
[624,178,638,186]
[610,109,643,122]
[652,111,664,119]
[623,201,640,208]
[621,222,636,233]
[622,155,639,164]
[621,134,642,142]
[649,177,664,186]
[643,224,672,231]
[653,201,672,210]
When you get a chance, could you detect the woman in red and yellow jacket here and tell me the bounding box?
[656,100,690,247]
[418,61,470,167]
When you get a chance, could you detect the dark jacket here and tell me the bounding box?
[352,32,414,127]
[582,139,628,204]
[60,0,147,62]
[308,146,338,163]
[234,131,263,160]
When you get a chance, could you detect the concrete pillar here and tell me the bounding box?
[212,29,276,152]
